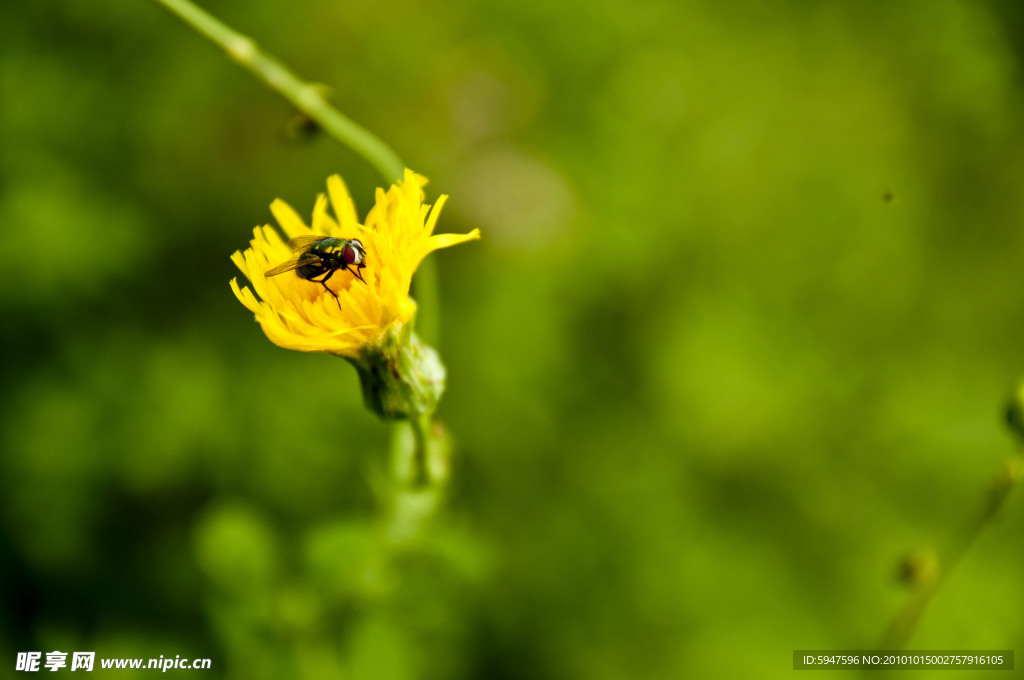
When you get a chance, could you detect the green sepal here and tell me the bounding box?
[344,325,446,420]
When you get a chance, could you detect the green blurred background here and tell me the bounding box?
[3,0,1024,677]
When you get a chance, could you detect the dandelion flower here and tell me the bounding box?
[231,170,479,417]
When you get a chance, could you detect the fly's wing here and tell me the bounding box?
[286,235,328,251]
[265,236,328,277]
[264,252,320,277]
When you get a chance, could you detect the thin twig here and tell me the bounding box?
[152,0,404,183]
[879,454,1022,649]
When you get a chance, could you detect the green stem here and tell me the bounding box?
[151,0,404,183]
[409,413,434,488]
[381,415,448,546]
[389,414,446,490]
[879,454,1022,649]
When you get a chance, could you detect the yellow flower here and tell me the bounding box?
[230,169,479,357]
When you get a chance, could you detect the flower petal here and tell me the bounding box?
[270,199,311,239]
[327,174,359,228]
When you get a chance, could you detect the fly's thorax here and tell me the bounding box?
[309,237,345,254]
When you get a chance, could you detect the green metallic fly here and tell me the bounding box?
[265,236,367,307]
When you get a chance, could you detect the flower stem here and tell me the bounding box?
[409,414,436,488]
[151,0,404,183]
[390,414,447,489]
[410,415,430,487]
[383,415,448,544]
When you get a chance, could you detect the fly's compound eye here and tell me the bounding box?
[344,241,365,265]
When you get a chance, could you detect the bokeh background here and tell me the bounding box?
[3,0,1024,677]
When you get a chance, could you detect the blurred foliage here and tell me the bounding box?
[3,0,1024,678]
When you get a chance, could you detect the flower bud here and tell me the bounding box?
[346,326,445,419]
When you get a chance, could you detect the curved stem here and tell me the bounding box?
[152,0,404,183]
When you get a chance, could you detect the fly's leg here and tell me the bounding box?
[348,263,367,284]
[311,269,342,309]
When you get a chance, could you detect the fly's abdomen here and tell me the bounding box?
[296,254,327,280]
